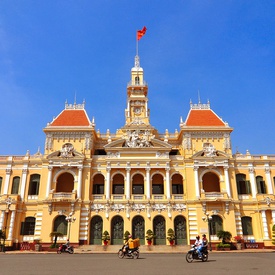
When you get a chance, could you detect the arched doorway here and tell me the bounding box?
[211,215,223,236]
[111,216,124,245]
[202,172,220,192]
[56,173,74,192]
[132,216,145,245]
[174,216,187,245]
[53,215,68,236]
[153,216,166,245]
[90,216,103,244]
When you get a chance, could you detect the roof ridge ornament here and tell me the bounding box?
[190,100,211,110]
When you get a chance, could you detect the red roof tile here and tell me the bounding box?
[185,109,225,126]
[51,109,90,126]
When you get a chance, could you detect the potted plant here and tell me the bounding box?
[49,231,64,248]
[272,224,275,245]
[233,235,243,250]
[33,238,42,251]
[145,229,155,245]
[166,228,176,245]
[216,243,231,251]
[102,230,110,245]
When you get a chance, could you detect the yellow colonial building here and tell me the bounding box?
[0,55,275,251]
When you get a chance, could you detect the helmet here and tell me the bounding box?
[128,235,132,238]
[202,234,206,237]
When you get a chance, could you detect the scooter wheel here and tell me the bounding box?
[132,251,139,259]
[202,254,208,262]
[118,250,124,259]
[69,248,74,254]
[186,252,193,263]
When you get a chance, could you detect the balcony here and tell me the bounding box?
[200,191,229,201]
[48,190,76,202]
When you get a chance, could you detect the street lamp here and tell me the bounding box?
[202,212,213,251]
[3,197,13,253]
[65,212,76,241]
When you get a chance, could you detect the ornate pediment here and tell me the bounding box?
[47,143,85,159]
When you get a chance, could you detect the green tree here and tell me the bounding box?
[49,231,64,248]
[217,230,232,244]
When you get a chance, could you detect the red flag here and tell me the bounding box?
[137,26,147,40]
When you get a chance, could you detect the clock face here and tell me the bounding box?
[134,107,141,115]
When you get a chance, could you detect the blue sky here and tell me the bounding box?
[0,1,275,155]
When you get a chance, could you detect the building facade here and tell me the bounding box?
[0,55,275,250]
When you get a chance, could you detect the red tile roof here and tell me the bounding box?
[50,109,91,126]
[185,109,225,126]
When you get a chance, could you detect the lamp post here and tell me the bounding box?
[65,212,76,241]
[202,212,213,251]
[3,197,12,253]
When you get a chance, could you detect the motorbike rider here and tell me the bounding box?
[198,234,208,258]
[124,234,133,254]
[64,238,70,251]
[194,235,202,257]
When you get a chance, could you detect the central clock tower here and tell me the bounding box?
[125,55,150,126]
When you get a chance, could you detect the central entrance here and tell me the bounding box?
[111,216,124,245]
[153,215,166,245]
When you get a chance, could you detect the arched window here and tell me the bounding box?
[112,174,124,194]
[256,176,266,194]
[135,76,140,85]
[241,216,253,235]
[236,174,251,195]
[132,174,144,194]
[202,172,220,192]
[20,217,36,235]
[56,173,74,192]
[152,174,164,194]
[28,174,40,195]
[93,174,105,194]
[11,176,20,194]
[171,174,183,194]
[53,215,68,235]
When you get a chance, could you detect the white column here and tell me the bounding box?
[146,167,151,199]
[0,210,5,230]
[20,167,28,200]
[194,166,200,198]
[264,166,273,194]
[126,168,131,200]
[165,167,171,200]
[224,166,231,198]
[77,167,83,199]
[3,169,12,195]
[106,167,111,200]
[46,166,53,198]
[249,167,257,198]
[8,210,16,240]
[261,210,269,240]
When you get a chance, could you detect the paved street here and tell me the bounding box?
[0,252,274,275]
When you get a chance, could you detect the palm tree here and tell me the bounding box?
[217,230,232,244]
[49,231,64,247]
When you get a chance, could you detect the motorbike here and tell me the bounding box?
[118,244,139,259]
[185,244,208,263]
[57,244,74,254]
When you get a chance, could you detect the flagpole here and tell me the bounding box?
[136,32,139,57]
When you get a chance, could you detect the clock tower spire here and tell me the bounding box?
[125,55,150,126]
